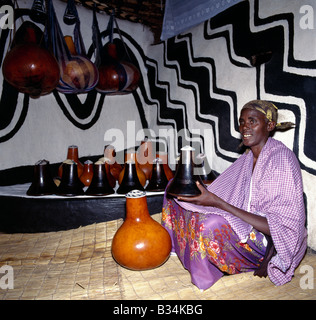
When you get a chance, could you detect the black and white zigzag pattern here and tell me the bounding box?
[137,0,316,175]
[0,0,315,176]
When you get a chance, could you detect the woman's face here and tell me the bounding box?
[239,108,274,152]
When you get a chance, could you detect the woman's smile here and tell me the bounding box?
[239,108,271,155]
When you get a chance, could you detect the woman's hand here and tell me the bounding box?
[177,181,221,207]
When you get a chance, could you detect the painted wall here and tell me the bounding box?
[0,0,315,250]
[144,0,316,249]
[0,0,153,168]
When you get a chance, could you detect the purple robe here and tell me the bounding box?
[162,138,307,289]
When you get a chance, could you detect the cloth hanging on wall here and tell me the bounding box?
[161,0,242,40]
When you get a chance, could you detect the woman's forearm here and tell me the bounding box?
[177,181,271,236]
[215,198,271,236]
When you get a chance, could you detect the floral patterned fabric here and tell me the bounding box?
[162,196,267,290]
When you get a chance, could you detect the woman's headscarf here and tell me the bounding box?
[241,100,295,130]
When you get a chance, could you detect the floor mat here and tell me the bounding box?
[0,214,315,300]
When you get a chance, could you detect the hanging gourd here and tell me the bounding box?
[63,0,77,25]
[93,9,140,95]
[47,0,98,94]
[59,35,99,94]
[29,0,47,24]
[120,60,141,93]
[2,20,60,98]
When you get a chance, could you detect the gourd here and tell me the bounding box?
[57,36,99,94]
[2,21,60,98]
[112,190,171,270]
[96,42,140,94]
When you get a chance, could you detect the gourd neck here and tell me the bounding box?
[125,193,149,221]
[67,145,79,161]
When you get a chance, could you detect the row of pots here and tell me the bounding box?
[27,142,174,197]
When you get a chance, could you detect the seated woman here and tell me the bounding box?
[162,100,307,290]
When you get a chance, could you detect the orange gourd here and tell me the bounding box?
[137,138,155,181]
[111,190,171,270]
[103,145,123,181]
[80,160,94,186]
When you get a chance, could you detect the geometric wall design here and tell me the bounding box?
[141,0,316,175]
[1,0,315,175]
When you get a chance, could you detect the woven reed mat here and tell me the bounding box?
[0,213,316,300]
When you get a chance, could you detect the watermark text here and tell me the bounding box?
[300,5,314,29]
[0,5,13,30]
[299,264,314,290]
[0,265,14,289]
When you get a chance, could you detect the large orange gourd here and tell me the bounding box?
[111,190,171,270]
[2,21,60,98]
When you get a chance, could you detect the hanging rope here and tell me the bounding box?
[45,0,98,94]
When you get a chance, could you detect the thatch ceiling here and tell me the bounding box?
[69,0,165,43]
